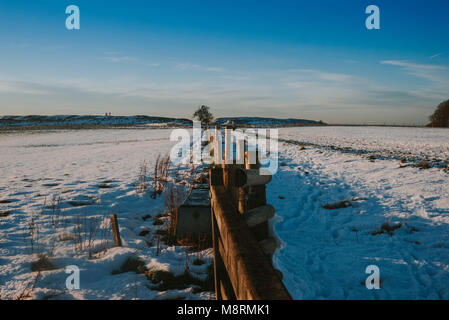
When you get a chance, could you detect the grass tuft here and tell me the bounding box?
[112,256,147,275]
[30,254,56,272]
[415,161,431,170]
[139,230,150,237]
[372,221,403,236]
[146,265,213,293]
[0,210,12,217]
[322,200,352,210]
[153,216,165,226]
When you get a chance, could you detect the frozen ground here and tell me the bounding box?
[269,127,449,299]
[1,126,448,300]
[0,128,213,300]
[279,126,449,167]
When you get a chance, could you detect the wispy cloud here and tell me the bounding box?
[380,59,449,101]
[0,80,49,95]
[143,63,160,67]
[103,53,160,67]
[430,53,443,59]
[0,60,445,125]
[287,69,357,83]
[105,55,138,63]
[176,63,226,73]
[380,60,445,70]
[380,60,448,83]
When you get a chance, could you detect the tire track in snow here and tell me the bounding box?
[269,141,449,299]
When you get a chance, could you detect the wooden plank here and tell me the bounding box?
[259,237,277,256]
[244,169,272,187]
[243,204,275,228]
[245,150,258,169]
[211,186,291,300]
[246,185,267,208]
[246,184,269,241]
[212,204,236,300]
[236,139,245,165]
[211,207,222,300]
[224,127,233,165]
[237,186,247,214]
[217,235,237,300]
[250,221,269,242]
[210,167,224,186]
[210,167,271,188]
[213,127,222,165]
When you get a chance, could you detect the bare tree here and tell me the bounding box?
[428,99,449,128]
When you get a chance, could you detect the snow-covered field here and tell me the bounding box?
[279,126,449,166]
[1,126,448,300]
[0,128,213,300]
[270,127,449,299]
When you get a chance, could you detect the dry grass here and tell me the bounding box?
[177,233,210,263]
[30,254,56,272]
[112,256,147,275]
[27,213,40,254]
[372,221,403,236]
[0,210,11,217]
[152,213,165,226]
[322,200,352,210]
[164,185,187,245]
[73,213,106,258]
[146,266,214,293]
[14,271,41,300]
[415,161,431,170]
[58,233,78,242]
[151,154,171,198]
[138,229,150,237]
[135,160,149,194]
[47,195,62,228]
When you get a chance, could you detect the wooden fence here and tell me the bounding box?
[209,125,291,300]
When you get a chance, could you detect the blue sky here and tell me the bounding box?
[0,0,448,124]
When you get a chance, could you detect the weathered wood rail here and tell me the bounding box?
[209,125,292,300]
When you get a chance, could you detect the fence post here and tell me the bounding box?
[209,126,290,300]
[110,214,122,247]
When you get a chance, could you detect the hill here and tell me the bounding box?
[0,115,325,129]
[215,117,325,127]
[0,115,192,128]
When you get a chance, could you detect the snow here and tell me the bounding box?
[269,126,449,299]
[0,128,213,300]
[278,126,449,165]
[2,125,448,300]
